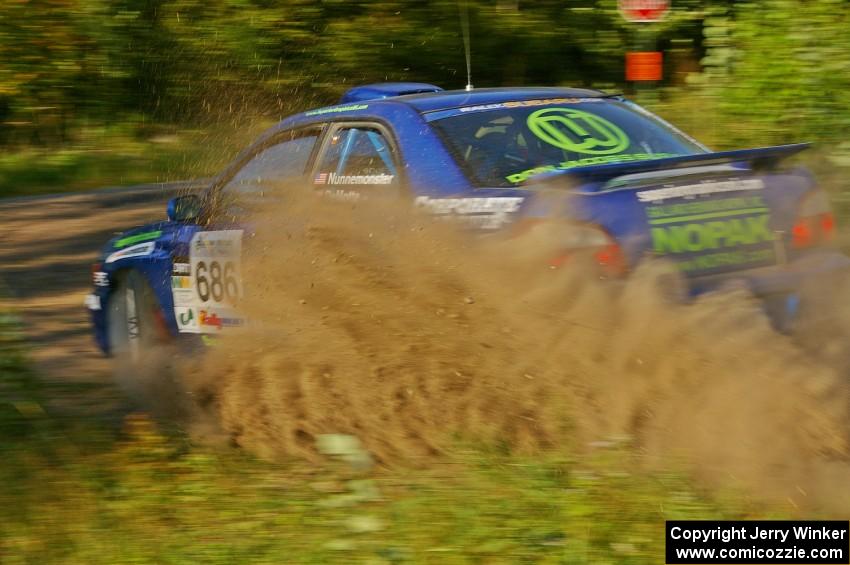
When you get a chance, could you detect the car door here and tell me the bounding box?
[172,127,323,335]
[310,123,402,200]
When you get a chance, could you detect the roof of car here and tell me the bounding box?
[387,86,611,113]
[272,85,614,135]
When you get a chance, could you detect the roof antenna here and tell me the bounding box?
[458,0,473,91]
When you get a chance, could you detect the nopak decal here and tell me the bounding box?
[646,194,777,272]
[651,215,773,254]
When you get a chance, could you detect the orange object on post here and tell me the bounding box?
[626,51,663,81]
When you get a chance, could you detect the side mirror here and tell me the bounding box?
[167,194,202,222]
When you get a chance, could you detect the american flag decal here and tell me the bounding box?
[314,172,328,185]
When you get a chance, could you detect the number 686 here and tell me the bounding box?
[195,260,239,303]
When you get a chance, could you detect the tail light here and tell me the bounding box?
[545,223,627,277]
[791,191,836,248]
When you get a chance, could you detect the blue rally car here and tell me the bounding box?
[86,83,850,361]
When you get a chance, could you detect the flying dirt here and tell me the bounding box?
[162,190,850,511]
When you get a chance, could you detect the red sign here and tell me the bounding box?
[618,0,670,22]
[626,52,663,81]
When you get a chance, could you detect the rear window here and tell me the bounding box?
[429,99,706,188]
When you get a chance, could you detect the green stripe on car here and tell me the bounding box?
[114,230,162,249]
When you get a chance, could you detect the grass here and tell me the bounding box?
[0,308,788,564]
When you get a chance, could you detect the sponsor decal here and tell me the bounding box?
[105,241,155,264]
[458,98,603,113]
[637,179,764,203]
[304,104,368,117]
[192,234,237,256]
[414,196,524,230]
[321,189,362,201]
[93,271,109,287]
[180,308,195,325]
[199,310,221,329]
[527,108,630,154]
[650,215,773,254]
[171,276,192,290]
[172,262,191,276]
[506,152,680,184]
[114,230,162,249]
[172,286,194,306]
[176,307,200,331]
[313,172,394,185]
[645,195,766,220]
[175,306,199,332]
[675,248,776,273]
[647,194,777,272]
[84,294,101,311]
[199,309,243,330]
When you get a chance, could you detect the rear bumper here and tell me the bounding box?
[689,250,850,331]
[689,250,850,296]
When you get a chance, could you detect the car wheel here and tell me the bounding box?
[794,271,850,372]
[108,270,163,361]
[107,270,182,412]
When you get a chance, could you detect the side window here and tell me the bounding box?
[216,129,319,217]
[223,130,319,198]
[313,126,398,188]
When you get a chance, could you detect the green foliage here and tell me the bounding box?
[665,1,850,163]
[0,0,706,195]
[4,0,850,194]
[0,0,706,145]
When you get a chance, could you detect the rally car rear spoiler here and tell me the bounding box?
[546,143,810,188]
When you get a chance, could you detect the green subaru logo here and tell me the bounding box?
[527,108,630,155]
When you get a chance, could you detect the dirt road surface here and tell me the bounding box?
[0,183,200,412]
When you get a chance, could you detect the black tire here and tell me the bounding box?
[107,270,186,416]
[793,270,850,371]
[107,270,162,365]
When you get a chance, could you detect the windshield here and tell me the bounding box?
[428,99,706,188]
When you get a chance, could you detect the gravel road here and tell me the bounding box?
[0,182,201,412]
